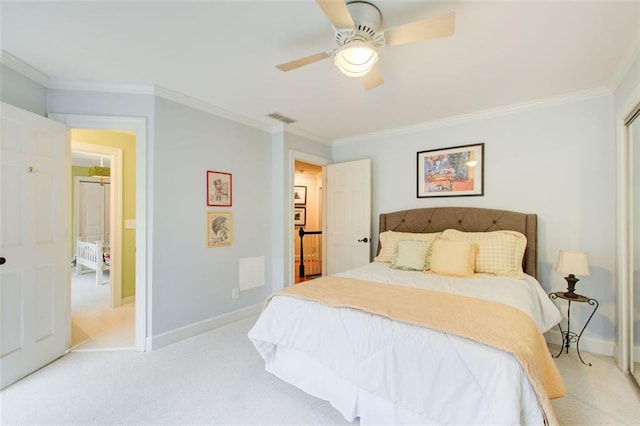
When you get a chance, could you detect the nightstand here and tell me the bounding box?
[549,292,599,366]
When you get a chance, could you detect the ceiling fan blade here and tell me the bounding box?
[384,11,455,47]
[361,65,384,91]
[276,52,331,72]
[316,0,355,29]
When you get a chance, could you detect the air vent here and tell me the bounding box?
[267,112,297,124]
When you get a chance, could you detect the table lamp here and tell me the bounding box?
[555,250,590,298]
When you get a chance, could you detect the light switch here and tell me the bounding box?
[125,219,136,229]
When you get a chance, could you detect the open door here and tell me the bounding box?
[325,159,371,275]
[0,103,69,388]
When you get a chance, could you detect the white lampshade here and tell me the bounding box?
[555,250,590,276]
[334,41,378,78]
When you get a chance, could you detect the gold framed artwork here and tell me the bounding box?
[207,170,232,207]
[207,211,233,247]
[417,143,484,198]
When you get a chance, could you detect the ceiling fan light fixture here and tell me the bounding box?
[334,41,378,78]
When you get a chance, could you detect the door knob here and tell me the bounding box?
[0,257,6,265]
[358,237,369,243]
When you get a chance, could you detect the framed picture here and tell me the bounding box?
[207,170,232,207]
[294,207,306,227]
[207,211,233,247]
[417,143,484,198]
[294,185,307,205]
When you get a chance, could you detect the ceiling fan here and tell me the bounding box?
[276,0,456,90]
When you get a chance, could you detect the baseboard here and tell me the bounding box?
[545,329,615,357]
[122,296,135,305]
[148,303,262,350]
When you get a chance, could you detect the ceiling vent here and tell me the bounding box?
[267,112,297,124]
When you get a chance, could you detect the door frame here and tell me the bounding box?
[287,151,331,288]
[50,113,148,352]
[72,141,122,308]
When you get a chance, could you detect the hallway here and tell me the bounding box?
[71,270,134,351]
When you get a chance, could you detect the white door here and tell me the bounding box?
[0,103,69,389]
[325,159,371,275]
[78,179,109,243]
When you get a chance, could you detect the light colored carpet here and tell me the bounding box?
[1,317,639,425]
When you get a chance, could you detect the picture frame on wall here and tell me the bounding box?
[207,170,232,207]
[207,211,233,247]
[417,143,484,198]
[294,185,307,205]
[294,207,306,227]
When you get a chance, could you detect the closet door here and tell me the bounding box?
[630,108,640,385]
[78,180,106,242]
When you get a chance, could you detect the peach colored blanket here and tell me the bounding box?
[270,276,565,425]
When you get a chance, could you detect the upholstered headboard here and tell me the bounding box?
[378,207,538,279]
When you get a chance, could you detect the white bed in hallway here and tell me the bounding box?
[249,207,565,425]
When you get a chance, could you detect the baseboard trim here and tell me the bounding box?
[122,296,135,305]
[545,329,615,357]
[148,303,262,350]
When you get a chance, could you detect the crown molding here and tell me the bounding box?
[47,79,155,95]
[609,35,640,93]
[154,86,274,133]
[332,87,613,146]
[284,125,330,145]
[0,50,49,86]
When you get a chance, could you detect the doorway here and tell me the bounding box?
[294,160,324,283]
[70,132,134,350]
[50,113,147,352]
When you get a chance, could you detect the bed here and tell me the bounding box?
[249,207,564,425]
[75,239,110,286]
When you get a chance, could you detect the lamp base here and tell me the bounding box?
[563,274,580,298]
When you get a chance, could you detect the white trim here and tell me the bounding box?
[609,35,640,93]
[283,125,330,145]
[332,87,612,145]
[154,85,274,133]
[148,304,262,350]
[546,329,615,358]
[47,79,155,95]
[286,151,332,290]
[49,113,148,353]
[122,295,135,305]
[0,50,49,86]
[72,144,123,309]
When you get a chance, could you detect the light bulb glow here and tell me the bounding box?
[334,41,378,78]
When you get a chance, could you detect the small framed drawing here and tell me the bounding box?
[417,143,484,198]
[294,185,307,205]
[294,207,306,227]
[207,170,232,207]
[207,211,233,247]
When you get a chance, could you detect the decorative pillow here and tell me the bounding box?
[428,239,478,277]
[375,231,441,263]
[440,229,527,278]
[390,240,433,271]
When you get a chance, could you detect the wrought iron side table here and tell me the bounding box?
[549,291,599,366]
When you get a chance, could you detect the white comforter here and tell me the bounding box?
[249,263,562,425]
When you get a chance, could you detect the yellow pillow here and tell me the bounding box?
[375,231,441,263]
[441,229,526,278]
[428,239,478,277]
[391,240,432,271]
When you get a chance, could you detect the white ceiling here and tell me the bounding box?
[2,1,639,143]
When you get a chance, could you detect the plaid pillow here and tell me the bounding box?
[441,229,527,278]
